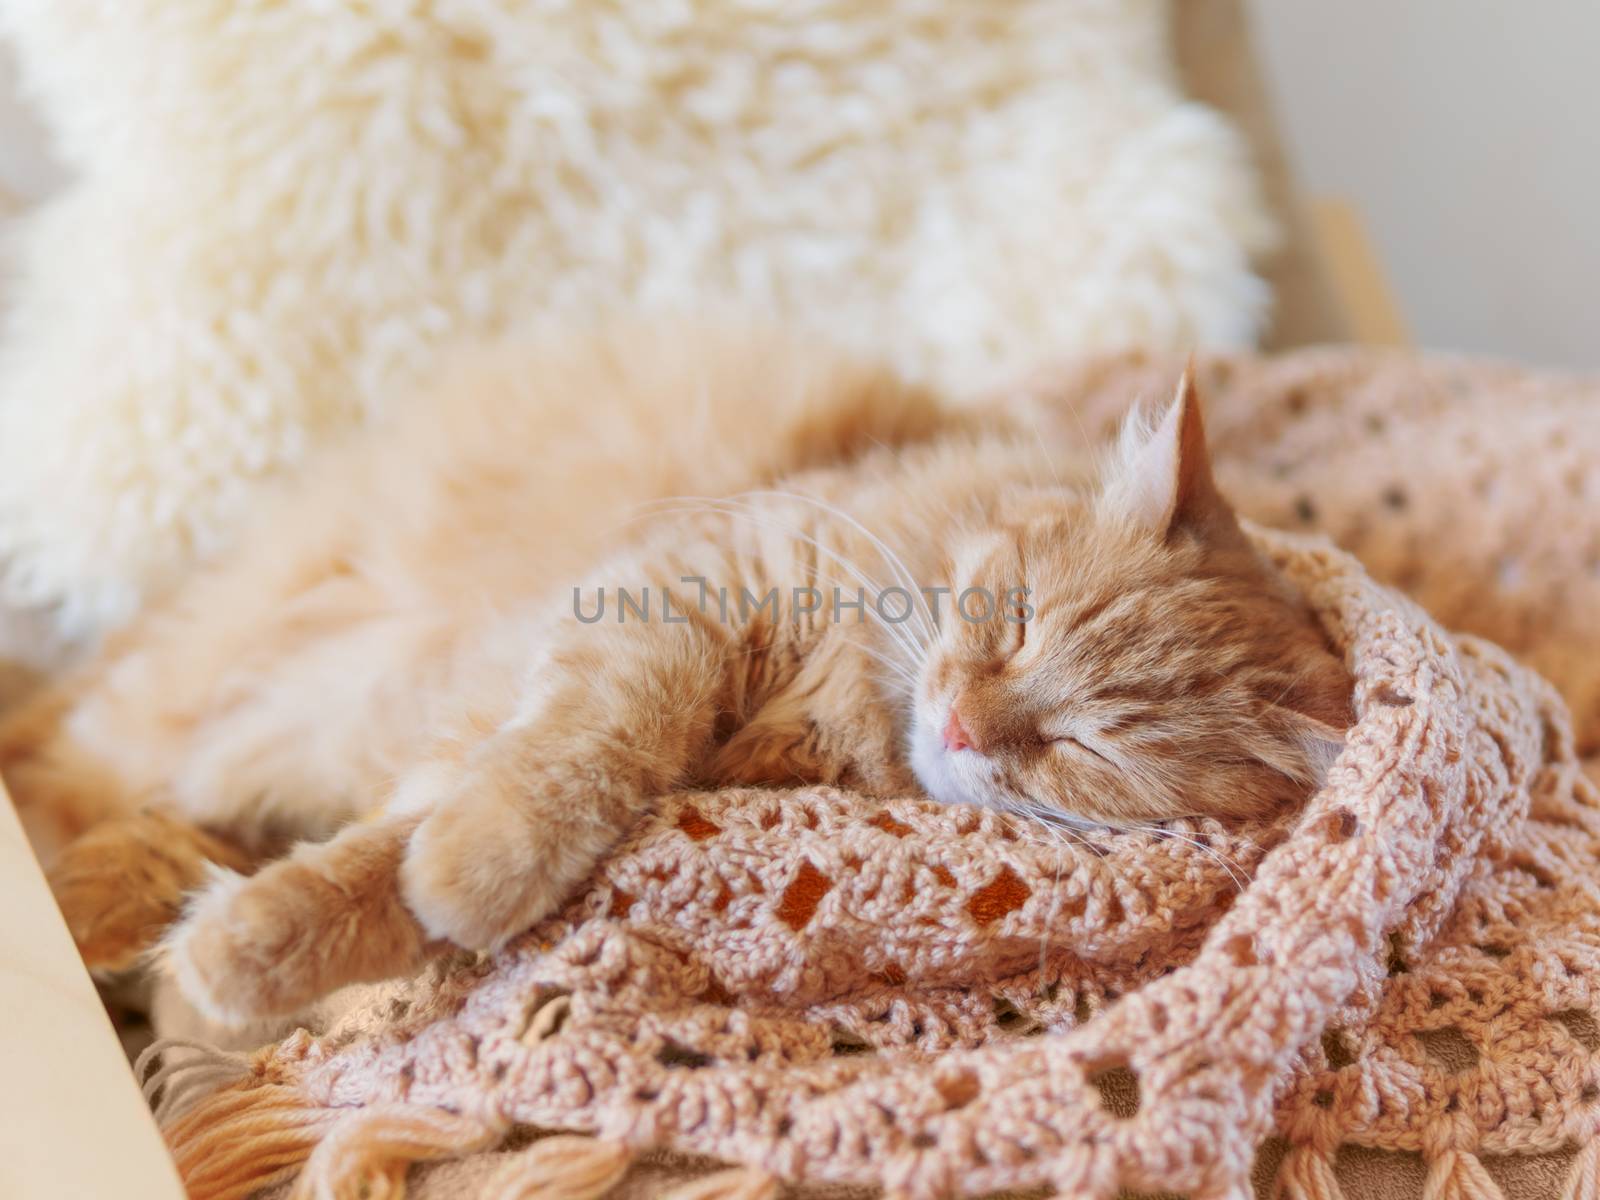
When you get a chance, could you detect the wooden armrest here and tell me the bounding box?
[0,778,184,1198]
[1307,197,1412,347]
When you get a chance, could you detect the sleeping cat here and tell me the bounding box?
[0,326,1351,1027]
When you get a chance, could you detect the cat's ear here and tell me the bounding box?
[1102,368,1238,540]
[1274,670,1356,788]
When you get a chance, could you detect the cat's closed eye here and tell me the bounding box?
[1047,734,1111,764]
[909,372,1352,827]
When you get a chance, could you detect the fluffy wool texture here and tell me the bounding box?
[141,350,1600,1200]
[0,0,1274,639]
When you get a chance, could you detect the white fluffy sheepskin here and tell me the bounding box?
[0,0,1273,639]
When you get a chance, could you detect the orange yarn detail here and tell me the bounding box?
[677,808,722,842]
[774,860,831,930]
[867,812,913,838]
[966,865,1031,927]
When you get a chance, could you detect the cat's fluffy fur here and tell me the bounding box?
[1,326,1349,1027]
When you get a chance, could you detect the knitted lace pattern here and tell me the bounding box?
[155,350,1600,1200]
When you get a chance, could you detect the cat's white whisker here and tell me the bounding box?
[747,489,939,649]
[989,806,1082,981]
[638,496,930,676]
[716,499,929,672]
[1025,411,1065,490]
[855,644,920,696]
[1126,823,1251,892]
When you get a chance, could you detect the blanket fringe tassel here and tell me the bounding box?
[1563,1137,1600,1200]
[1422,1148,1505,1200]
[144,1037,1593,1200]
[152,1064,1600,1200]
[164,1082,343,1200]
[1279,1134,1600,1200]
[159,1061,779,1200]
[1275,1144,1343,1200]
[289,1104,508,1200]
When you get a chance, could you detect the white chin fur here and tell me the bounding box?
[908,716,992,809]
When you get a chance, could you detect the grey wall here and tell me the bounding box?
[1248,1,1600,368]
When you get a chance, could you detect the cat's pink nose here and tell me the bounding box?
[943,709,976,753]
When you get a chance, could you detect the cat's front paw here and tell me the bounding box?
[398,745,617,950]
[164,818,430,1027]
[163,867,295,1027]
[399,794,570,951]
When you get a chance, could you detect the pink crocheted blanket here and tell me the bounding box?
[153,350,1600,1200]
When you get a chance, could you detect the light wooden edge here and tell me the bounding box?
[0,777,185,1199]
[1307,197,1412,347]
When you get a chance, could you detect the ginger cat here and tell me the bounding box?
[0,326,1350,1028]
